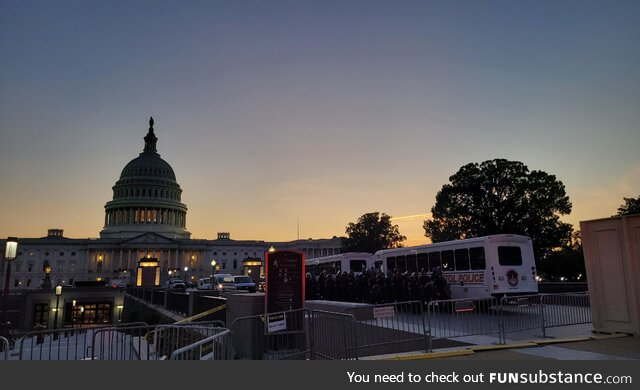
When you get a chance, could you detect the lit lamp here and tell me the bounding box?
[183,266,188,282]
[3,237,18,296]
[116,304,124,322]
[268,246,276,253]
[52,285,62,336]
[210,260,217,276]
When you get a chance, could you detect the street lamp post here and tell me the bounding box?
[183,266,188,282]
[1,238,18,328]
[210,260,217,277]
[3,238,18,297]
[52,285,62,338]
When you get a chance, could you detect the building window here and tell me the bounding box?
[14,262,21,272]
[28,263,33,272]
[97,259,103,272]
[213,251,217,255]
[71,251,76,256]
[233,260,237,269]
[14,279,20,287]
[57,261,65,272]
[69,278,74,286]
[45,252,50,256]
[18,251,22,256]
[222,262,226,269]
[33,303,49,327]
[59,251,64,256]
[26,279,32,287]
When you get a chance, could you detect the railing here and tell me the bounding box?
[423,293,593,351]
[90,323,224,360]
[342,300,428,357]
[427,297,500,350]
[0,336,8,360]
[169,329,233,360]
[17,322,148,360]
[230,309,310,360]
[310,310,358,360]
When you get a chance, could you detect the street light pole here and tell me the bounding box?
[1,238,18,328]
[52,285,62,339]
[210,260,216,277]
[183,266,188,283]
[3,238,18,297]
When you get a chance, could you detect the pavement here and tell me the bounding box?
[366,331,640,360]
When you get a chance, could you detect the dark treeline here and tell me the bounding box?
[305,267,452,304]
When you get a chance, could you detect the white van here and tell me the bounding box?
[197,277,212,290]
[212,274,236,295]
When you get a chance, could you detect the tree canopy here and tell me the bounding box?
[341,212,406,253]
[616,195,640,216]
[423,159,573,260]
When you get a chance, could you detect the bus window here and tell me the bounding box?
[428,252,441,271]
[441,250,454,271]
[349,260,367,273]
[417,253,428,272]
[333,261,342,273]
[454,249,470,270]
[387,257,396,273]
[396,256,406,272]
[406,254,417,272]
[374,260,383,271]
[470,247,486,270]
[498,246,523,266]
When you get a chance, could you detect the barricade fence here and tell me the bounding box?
[424,292,592,351]
[91,323,226,360]
[0,336,8,360]
[230,308,310,360]
[169,329,233,360]
[427,297,500,350]
[16,322,149,360]
[310,310,358,360]
[342,301,428,357]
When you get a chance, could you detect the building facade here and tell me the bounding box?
[1,118,341,290]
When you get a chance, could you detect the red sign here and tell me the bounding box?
[265,250,305,313]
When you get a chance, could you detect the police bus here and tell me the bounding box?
[305,252,376,277]
[374,234,538,299]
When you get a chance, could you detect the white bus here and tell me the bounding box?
[306,252,376,277]
[374,234,538,299]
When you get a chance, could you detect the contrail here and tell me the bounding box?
[390,213,430,222]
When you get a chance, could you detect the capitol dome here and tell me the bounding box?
[100,117,190,239]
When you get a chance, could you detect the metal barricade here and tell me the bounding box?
[427,297,499,351]
[230,308,310,360]
[17,322,148,360]
[498,294,544,340]
[0,336,8,360]
[310,310,358,360]
[539,292,591,338]
[91,323,222,360]
[169,329,233,360]
[342,301,428,357]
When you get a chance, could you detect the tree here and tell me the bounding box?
[341,212,406,253]
[423,159,573,260]
[616,195,640,216]
[538,230,586,281]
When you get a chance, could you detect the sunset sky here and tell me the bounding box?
[1,0,639,246]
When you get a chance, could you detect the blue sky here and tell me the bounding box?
[1,0,639,244]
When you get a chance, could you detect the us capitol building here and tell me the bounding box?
[1,118,340,289]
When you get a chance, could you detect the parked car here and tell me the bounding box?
[233,275,256,293]
[197,277,212,290]
[168,281,186,290]
[212,274,236,295]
